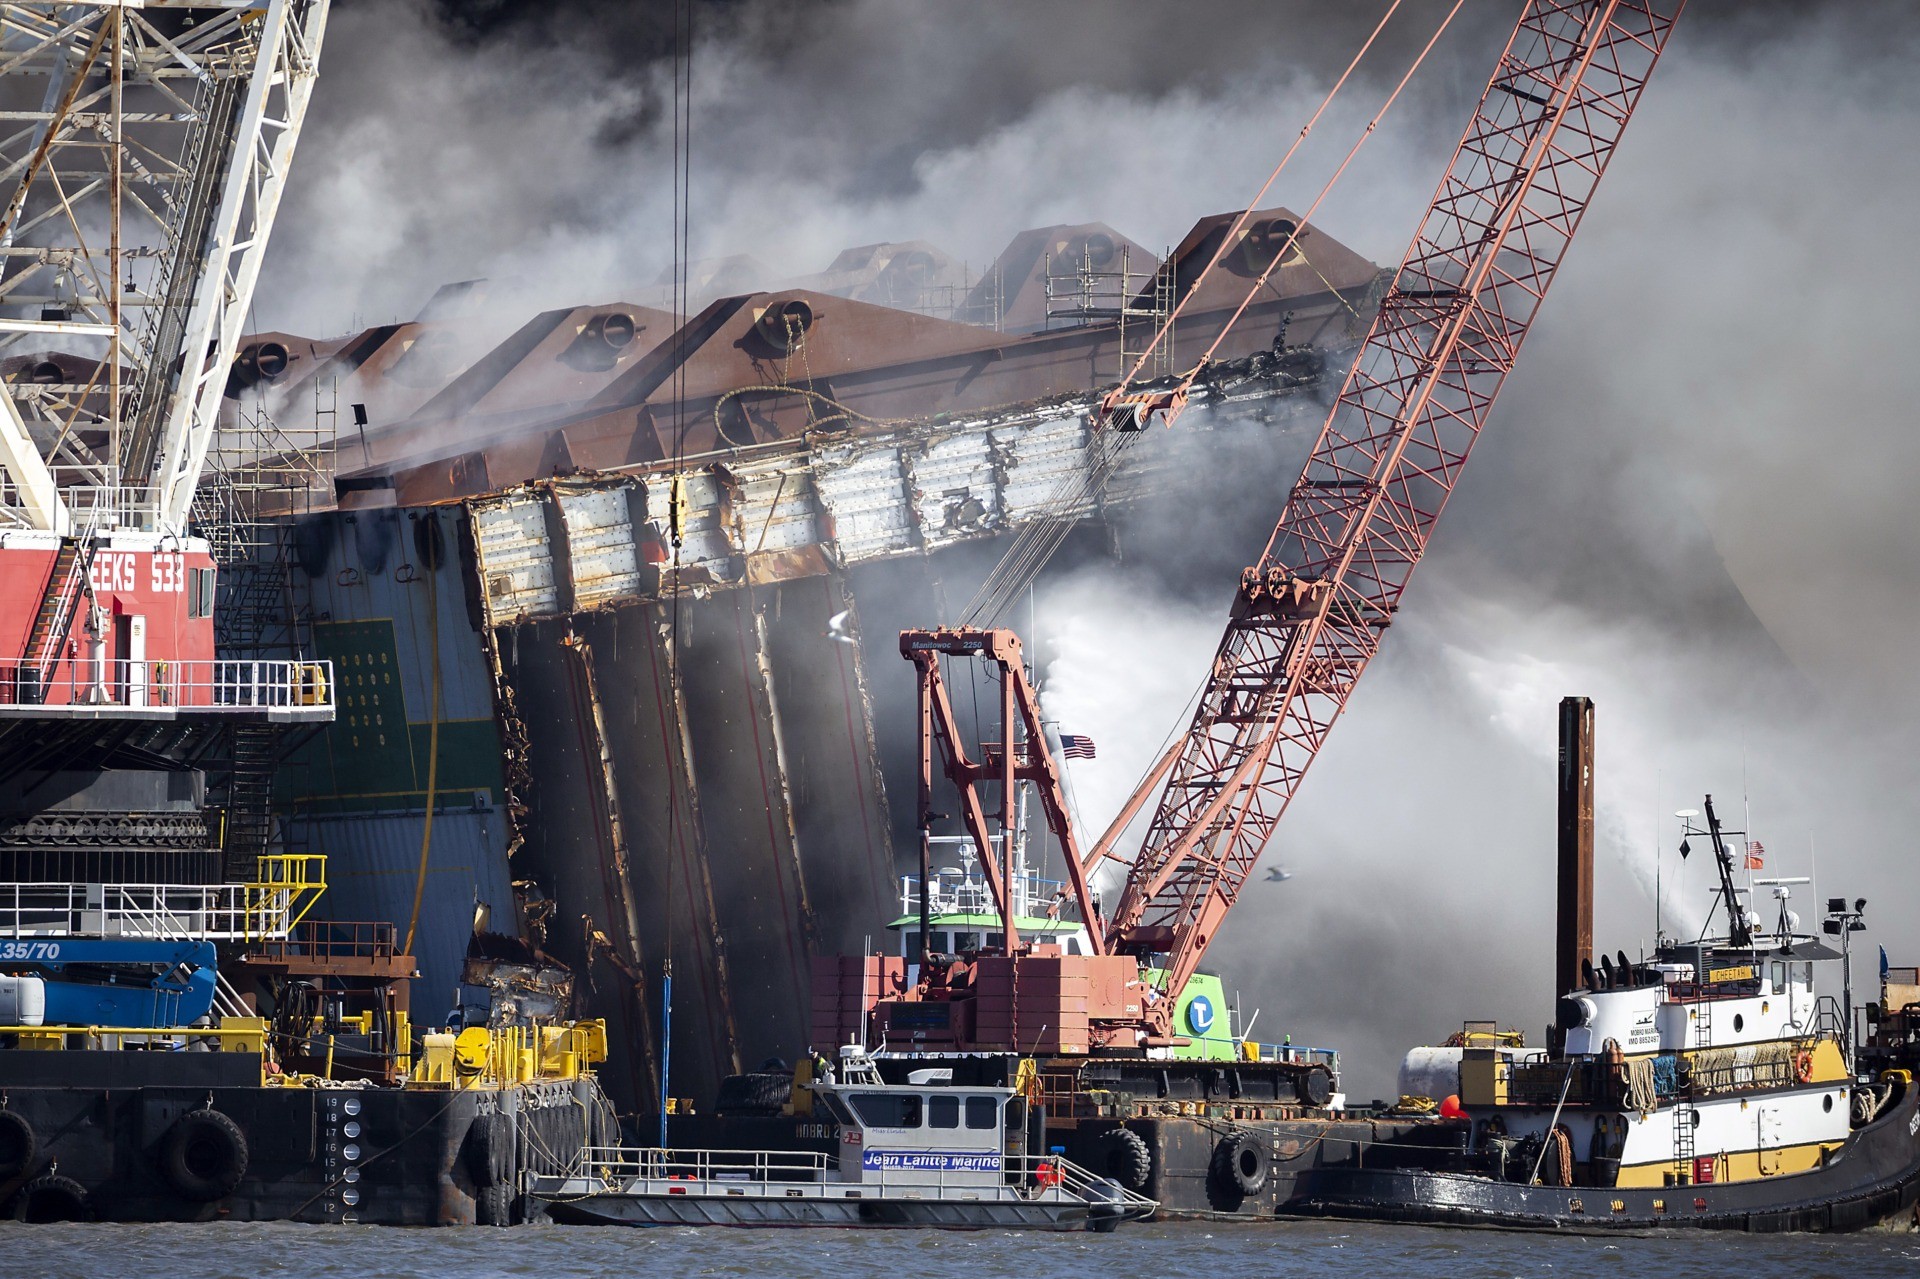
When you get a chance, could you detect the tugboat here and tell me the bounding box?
[532,1044,1154,1230]
[1284,700,1920,1232]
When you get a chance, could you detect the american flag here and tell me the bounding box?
[1058,733,1097,760]
[1746,839,1765,870]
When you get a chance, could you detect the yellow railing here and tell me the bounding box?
[242,854,327,942]
[0,1019,268,1059]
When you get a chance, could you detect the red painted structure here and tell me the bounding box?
[0,534,223,709]
[820,1,1685,1056]
[1095,0,1686,1036]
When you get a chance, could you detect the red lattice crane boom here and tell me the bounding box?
[1099,0,1686,1032]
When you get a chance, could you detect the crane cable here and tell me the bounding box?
[959,0,1467,628]
[1108,0,1412,403]
[957,0,1410,628]
[1162,0,1468,426]
[656,0,693,1139]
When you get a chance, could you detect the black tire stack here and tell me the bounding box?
[465,1110,518,1226]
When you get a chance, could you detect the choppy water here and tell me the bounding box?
[5,1220,1919,1279]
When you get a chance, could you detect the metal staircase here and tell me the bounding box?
[222,724,282,881]
[19,527,97,702]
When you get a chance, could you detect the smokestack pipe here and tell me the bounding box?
[1554,696,1595,1051]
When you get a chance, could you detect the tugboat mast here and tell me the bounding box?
[1699,795,1754,950]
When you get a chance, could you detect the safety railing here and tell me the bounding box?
[245,919,400,963]
[1813,994,1849,1044]
[0,854,326,942]
[567,1144,1155,1216]
[0,657,334,715]
[580,1146,832,1183]
[898,865,1067,920]
[1249,1042,1341,1072]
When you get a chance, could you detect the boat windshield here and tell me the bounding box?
[815,1090,858,1127]
[847,1091,922,1128]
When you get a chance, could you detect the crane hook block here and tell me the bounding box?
[1096,386,1188,433]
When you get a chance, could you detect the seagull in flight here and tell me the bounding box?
[826,609,857,645]
[1264,866,1293,883]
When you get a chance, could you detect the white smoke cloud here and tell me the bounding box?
[262,0,1478,334]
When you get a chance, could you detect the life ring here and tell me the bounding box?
[1096,1126,1152,1192]
[9,1172,88,1223]
[161,1108,249,1202]
[0,1109,36,1182]
[1036,1160,1063,1189]
[1794,1049,1814,1084]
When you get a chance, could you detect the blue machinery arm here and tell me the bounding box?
[0,937,219,1029]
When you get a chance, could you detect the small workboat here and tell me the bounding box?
[530,1046,1155,1230]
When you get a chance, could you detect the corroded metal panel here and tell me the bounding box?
[731,465,820,562]
[471,495,559,620]
[555,486,643,610]
[906,425,1001,550]
[995,409,1098,523]
[668,470,736,585]
[813,443,913,562]
[465,355,1337,630]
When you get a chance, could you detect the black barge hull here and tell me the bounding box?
[1281,1088,1920,1233]
[0,1053,610,1225]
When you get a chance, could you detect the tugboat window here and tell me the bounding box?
[850,1093,922,1128]
[965,1096,999,1129]
[1733,1013,1745,1033]
[930,1095,960,1128]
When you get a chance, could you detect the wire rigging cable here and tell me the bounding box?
[958,0,1464,628]
[660,0,694,1140]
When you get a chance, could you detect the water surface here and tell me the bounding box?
[5,1219,1918,1279]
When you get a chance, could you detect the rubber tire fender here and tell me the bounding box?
[476,1178,514,1227]
[10,1172,88,1223]
[464,1111,512,1188]
[1096,1126,1152,1192]
[1219,1128,1269,1196]
[161,1108,249,1202]
[1206,1137,1245,1211]
[0,1109,36,1182]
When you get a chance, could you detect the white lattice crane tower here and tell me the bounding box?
[0,0,330,537]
